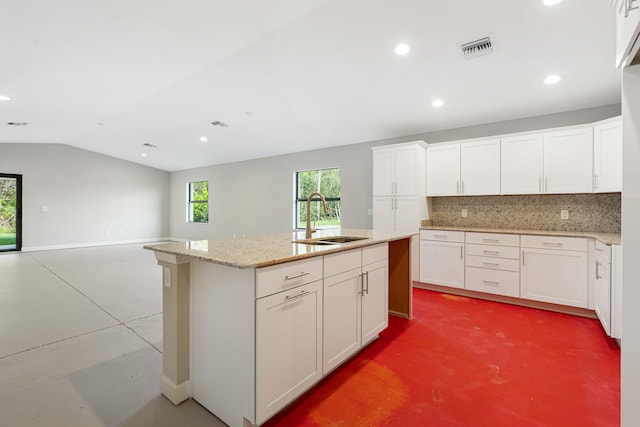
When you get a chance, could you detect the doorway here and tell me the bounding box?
[0,174,22,252]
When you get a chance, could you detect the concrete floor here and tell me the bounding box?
[0,243,227,427]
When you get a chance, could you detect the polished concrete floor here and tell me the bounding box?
[0,243,226,427]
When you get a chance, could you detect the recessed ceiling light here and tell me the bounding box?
[543,0,562,5]
[395,43,410,55]
[544,74,561,85]
[200,136,208,142]
[141,153,148,157]
[432,99,444,108]
[0,95,11,101]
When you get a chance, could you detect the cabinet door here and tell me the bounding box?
[419,240,465,289]
[361,259,389,346]
[372,147,395,196]
[593,120,622,193]
[426,144,461,196]
[394,196,422,233]
[256,281,323,424]
[394,144,421,195]
[594,253,612,335]
[372,197,395,231]
[521,248,588,308]
[501,134,544,194]
[460,139,501,195]
[543,128,593,194]
[323,269,361,375]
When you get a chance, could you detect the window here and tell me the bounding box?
[187,181,208,223]
[295,168,341,230]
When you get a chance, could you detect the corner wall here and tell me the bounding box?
[0,143,170,250]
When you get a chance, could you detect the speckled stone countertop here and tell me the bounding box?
[144,229,416,268]
[421,225,621,245]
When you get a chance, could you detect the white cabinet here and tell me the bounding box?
[501,127,593,195]
[611,244,622,339]
[593,118,622,193]
[594,241,612,335]
[544,128,593,194]
[323,244,388,375]
[426,139,500,196]
[373,196,424,233]
[464,232,520,298]
[426,144,460,196]
[372,141,426,196]
[256,280,323,424]
[460,139,501,195]
[521,236,588,308]
[616,0,640,67]
[419,230,465,289]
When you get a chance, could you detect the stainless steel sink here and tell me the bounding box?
[292,236,368,245]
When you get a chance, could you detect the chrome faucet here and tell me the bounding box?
[306,192,330,239]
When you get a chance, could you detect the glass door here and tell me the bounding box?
[0,174,22,252]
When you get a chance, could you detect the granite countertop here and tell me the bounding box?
[420,225,621,245]
[144,228,416,269]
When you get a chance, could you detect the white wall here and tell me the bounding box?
[0,143,170,250]
[169,104,621,240]
[622,64,640,427]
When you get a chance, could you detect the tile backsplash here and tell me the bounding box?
[429,193,621,233]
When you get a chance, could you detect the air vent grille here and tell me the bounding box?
[461,36,493,59]
[210,120,229,128]
[7,122,27,126]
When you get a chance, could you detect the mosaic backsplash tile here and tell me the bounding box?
[429,193,621,233]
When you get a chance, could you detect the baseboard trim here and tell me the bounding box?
[22,237,177,252]
[160,374,190,405]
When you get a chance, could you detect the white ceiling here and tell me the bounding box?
[0,0,620,172]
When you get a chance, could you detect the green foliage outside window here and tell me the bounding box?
[189,181,209,223]
[296,168,341,229]
[0,178,17,245]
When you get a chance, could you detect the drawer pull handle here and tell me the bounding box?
[483,280,500,286]
[483,250,499,255]
[483,239,499,243]
[542,242,563,247]
[285,290,310,301]
[434,235,449,239]
[285,272,310,280]
[483,262,499,267]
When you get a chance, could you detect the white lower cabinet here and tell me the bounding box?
[256,280,323,424]
[323,244,388,375]
[520,236,588,308]
[419,230,465,289]
[464,232,520,298]
[594,241,612,335]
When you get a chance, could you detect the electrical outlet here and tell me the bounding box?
[461,209,468,218]
[561,209,569,220]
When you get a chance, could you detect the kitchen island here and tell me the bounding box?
[144,228,415,427]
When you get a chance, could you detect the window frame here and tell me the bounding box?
[294,167,341,230]
[187,180,209,224]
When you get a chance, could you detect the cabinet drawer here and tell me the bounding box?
[465,244,520,260]
[420,229,465,243]
[521,235,587,251]
[465,232,519,247]
[256,257,323,298]
[465,267,520,298]
[324,248,362,278]
[595,240,611,263]
[362,243,388,266]
[465,255,520,272]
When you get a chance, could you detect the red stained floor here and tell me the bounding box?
[264,288,620,427]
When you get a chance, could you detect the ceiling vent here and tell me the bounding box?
[7,122,27,126]
[210,120,229,128]
[460,36,494,59]
[143,143,157,148]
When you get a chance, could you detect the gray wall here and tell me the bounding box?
[170,104,620,240]
[0,143,170,250]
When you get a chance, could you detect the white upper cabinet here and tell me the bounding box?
[427,139,499,196]
[593,118,622,193]
[426,144,461,196]
[460,139,501,195]
[372,141,426,196]
[543,127,593,194]
[501,127,593,195]
[501,134,544,194]
[616,0,640,67]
